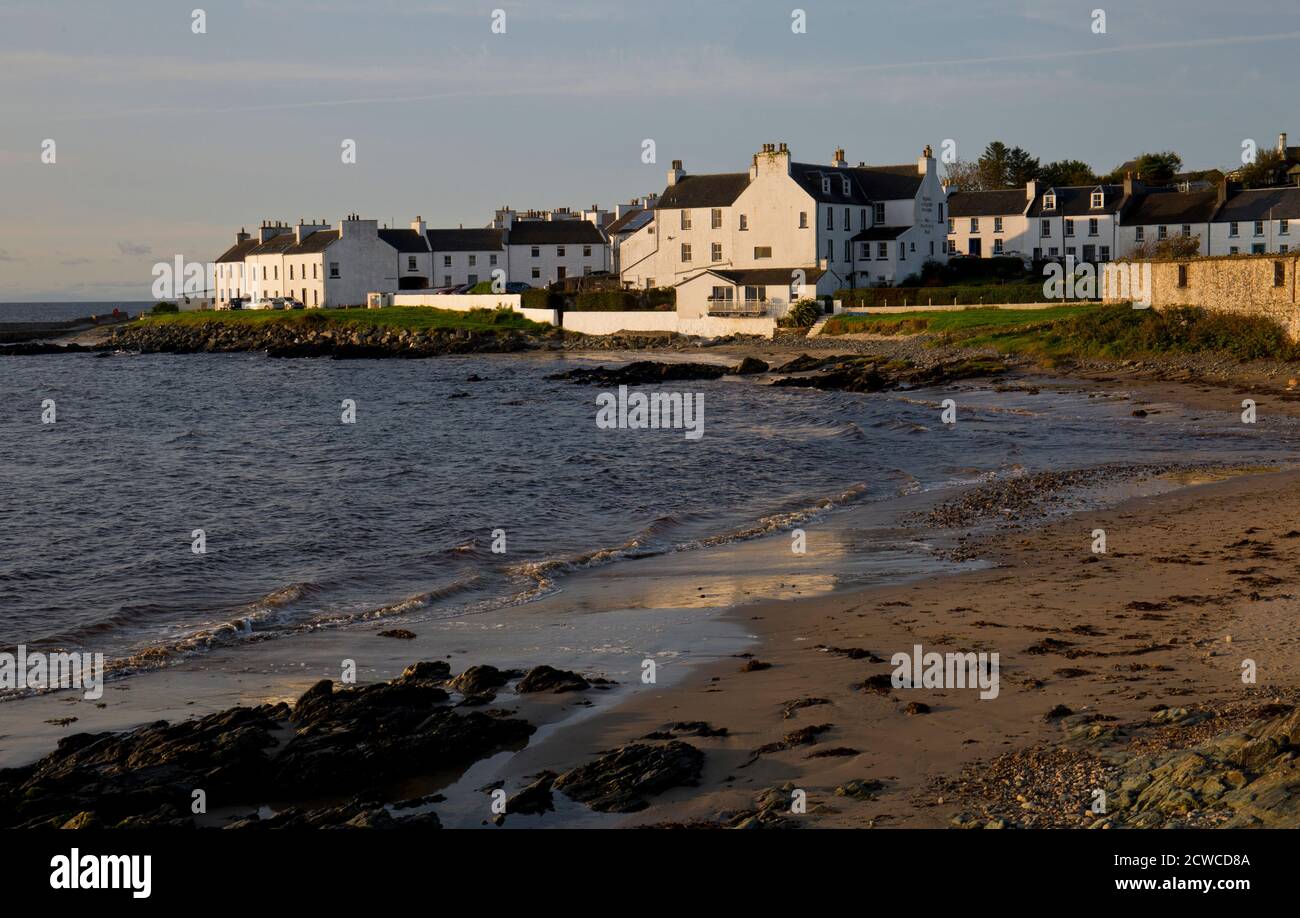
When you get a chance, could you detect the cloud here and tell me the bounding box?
[0,249,15,261]
[116,241,152,256]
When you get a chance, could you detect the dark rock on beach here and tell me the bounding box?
[771,353,1009,394]
[516,665,590,694]
[554,741,705,813]
[546,360,731,386]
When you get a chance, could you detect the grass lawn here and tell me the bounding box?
[137,306,549,333]
[822,304,1102,336]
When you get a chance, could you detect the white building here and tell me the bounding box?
[946,181,1124,262]
[427,228,506,288]
[617,142,948,311]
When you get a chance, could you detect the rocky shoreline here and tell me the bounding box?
[0,660,704,829]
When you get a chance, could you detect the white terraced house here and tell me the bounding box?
[616,142,949,317]
[946,180,1124,262]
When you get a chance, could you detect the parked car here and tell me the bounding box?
[282,298,306,309]
[504,282,532,293]
[249,298,276,310]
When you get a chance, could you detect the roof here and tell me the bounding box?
[850,226,909,242]
[947,188,1029,217]
[378,228,430,253]
[1216,187,1300,222]
[787,163,922,204]
[606,208,653,235]
[286,230,340,254]
[1124,189,1221,226]
[848,165,924,201]
[247,232,299,256]
[1027,185,1122,217]
[689,267,827,286]
[656,173,751,209]
[215,237,260,263]
[425,228,505,252]
[506,221,606,245]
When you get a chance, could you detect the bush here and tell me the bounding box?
[151,301,179,314]
[836,283,1061,307]
[521,289,564,310]
[781,299,824,328]
[468,281,496,294]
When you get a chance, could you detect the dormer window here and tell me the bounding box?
[822,177,831,194]
[1090,191,1105,208]
[841,176,851,195]
[1043,192,1057,211]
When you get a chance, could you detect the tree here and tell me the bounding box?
[1039,159,1098,187]
[943,158,987,192]
[1005,147,1041,186]
[976,141,1011,189]
[1238,149,1284,188]
[1116,151,1183,185]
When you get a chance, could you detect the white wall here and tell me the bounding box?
[561,310,776,338]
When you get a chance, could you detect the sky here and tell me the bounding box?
[1,0,1298,301]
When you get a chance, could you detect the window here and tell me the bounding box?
[680,243,692,262]
[407,256,417,271]
[876,242,888,260]
[929,241,935,256]
[1049,247,1058,256]
[468,274,478,285]
[1230,246,1240,255]
[739,214,748,231]
[531,267,540,279]
[1252,243,1266,254]
[1091,192,1104,208]
[822,177,831,194]
[947,218,955,233]
[1255,221,1265,236]
[860,208,867,229]
[444,255,452,267]
[681,210,691,230]
[1044,193,1057,210]
[289,265,295,280]
[444,275,451,285]
[1275,261,1286,287]
[1281,219,1290,236]
[329,262,339,278]
[826,209,834,230]
[645,278,654,288]
[711,243,722,261]
[583,265,592,275]
[556,246,565,257]
[1282,245,1290,254]
[1100,246,1111,261]
[874,203,886,224]
[313,290,318,305]
[754,246,772,259]
[1158,225,1168,240]
[970,218,979,233]
[1089,218,1099,237]
[1177,264,1188,288]
[1040,219,1051,236]
[711,285,733,303]
[938,204,944,223]
[994,217,1003,233]
[841,176,850,195]
[1065,219,1075,238]
[1134,226,1145,242]
[531,246,540,257]
[273,266,278,280]
[582,246,591,257]
[799,212,808,228]
[743,285,767,303]
[1229,222,1239,237]
[490,254,498,266]
[262,266,266,280]
[711,208,722,229]
[843,208,851,231]
[993,239,1004,255]
[468,255,477,267]
[1180,225,1191,238]
[844,240,851,262]
[826,240,834,261]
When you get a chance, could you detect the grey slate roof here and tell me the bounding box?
[215,237,261,263]
[1027,185,1122,217]
[378,228,431,253]
[656,173,751,209]
[698,267,826,285]
[606,208,653,235]
[506,221,606,245]
[247,232,299,255]
[946,189,1030,217]
[1216,187,1300,222]
[1124,189,1221,226]
[789,163,922,204]
[426,228,505,252]
[285,230,340,254]
[851,226,909,242]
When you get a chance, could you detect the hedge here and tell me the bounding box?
[834,283,1090,308]
[522,287,677,311]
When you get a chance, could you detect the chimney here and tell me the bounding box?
[410,215,427,235]
[1025,179,1038,203]
[751,142,792,180]
[1280,133,1289,156]
[917,144,934,175]
[1216,176,1232,208]
[667,159,685,186]
[832,147,846,168]
[236,227,250,243]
